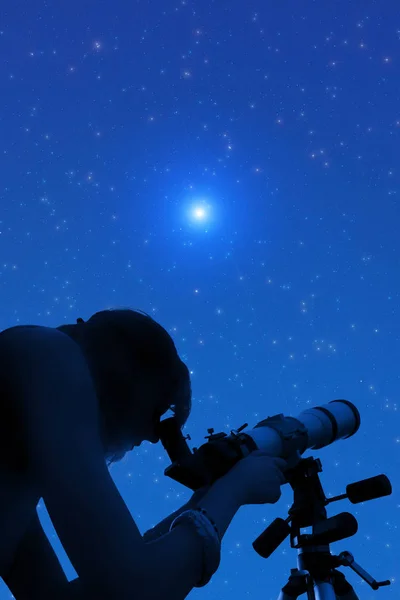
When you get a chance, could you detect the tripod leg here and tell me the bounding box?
[332,570,359,600]
[277,569,310,600]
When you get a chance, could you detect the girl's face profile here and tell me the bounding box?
[104,379,169,465]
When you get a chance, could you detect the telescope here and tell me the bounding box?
[158,399,392,599]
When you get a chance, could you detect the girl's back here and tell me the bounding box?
[0,326,46,577]
[0,324,152,598]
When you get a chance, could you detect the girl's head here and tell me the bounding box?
[58,308,192,464]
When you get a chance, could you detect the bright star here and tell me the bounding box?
[180,198,219,232]
[187,201,212,225]
[193,206,207,220]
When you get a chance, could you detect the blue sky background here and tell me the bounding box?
[0,1,399,598]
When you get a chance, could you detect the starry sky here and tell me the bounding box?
[0,1,399,599]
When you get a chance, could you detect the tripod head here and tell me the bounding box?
[253,455,391,597]
[158,399,393,598]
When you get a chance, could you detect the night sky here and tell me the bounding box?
[0,1,399,599]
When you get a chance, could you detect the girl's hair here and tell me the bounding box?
[78,308,192,456]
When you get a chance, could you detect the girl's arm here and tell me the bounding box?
[143,486,210,543]
[3,487,211,599]
[2,511,69,600]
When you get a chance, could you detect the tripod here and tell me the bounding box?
[252,456,392,599]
